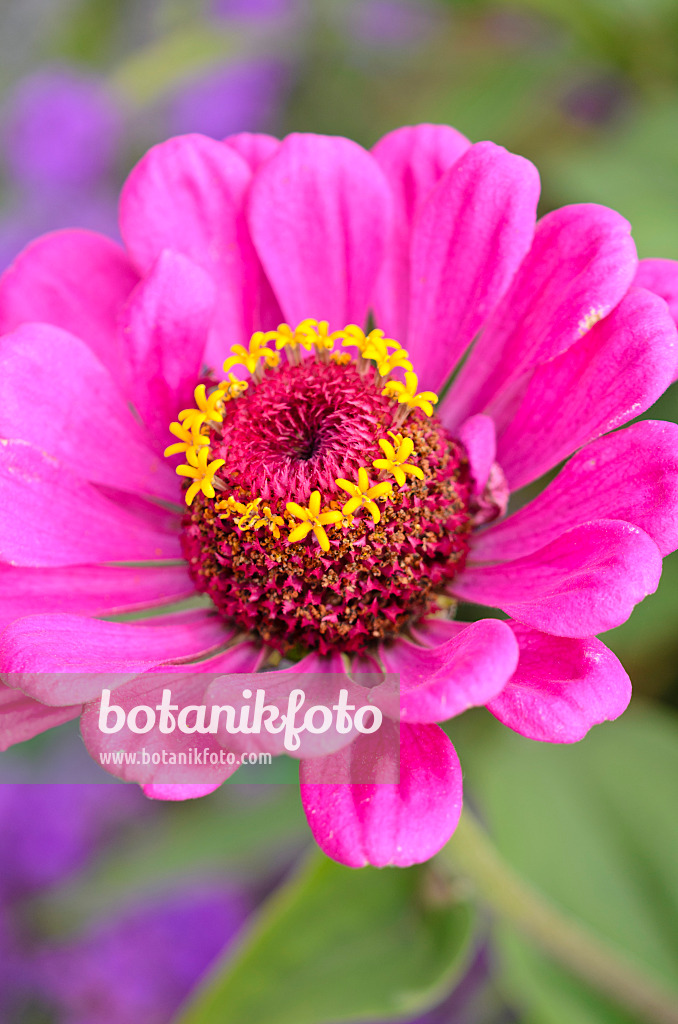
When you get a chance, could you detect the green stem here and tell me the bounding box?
[444,810,678,1024]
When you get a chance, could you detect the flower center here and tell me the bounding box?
[167,321,473,655]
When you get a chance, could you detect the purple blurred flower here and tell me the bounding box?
[2,68,122,189]
[37,884,250,1024]
[350,0,440,48]
[0,785,145,902]
[562,74,628,126]
[211,0,300,22]
[168,58,289,139]
[0,190,121,270]
[0,67,123,269]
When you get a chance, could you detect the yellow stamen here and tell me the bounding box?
[286,490,342,553]
[361,330,412,377]
[265,322,314,352]
[337,510,355,529]
[298,318,337,354]
[216,496,247,519]
[373,435,425,487]
[375,347,413,377]
[252,505,286,539]
[178,384,226,434]
[223,332,279,375]
[335,324,367,355]
[335,467,393,524]
[219,372,249,400]
[235,497,262,530]
[382,372,439,417]
[176,447,225,506]
[164,420,209,458]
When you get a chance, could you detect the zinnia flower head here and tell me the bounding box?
[1,125,677,869]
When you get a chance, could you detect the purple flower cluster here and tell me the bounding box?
[0,785,249,1023]
[0,27,290,272]
[0,781,512,1023]
[36,884,250,1024]
[0,69,122,268]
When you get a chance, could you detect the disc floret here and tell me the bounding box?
[373,434,425,487]
[286,490,343,552]
[165,320,472,653]
[335,468,393,524]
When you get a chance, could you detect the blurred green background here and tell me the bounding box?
[0,1,676,1022]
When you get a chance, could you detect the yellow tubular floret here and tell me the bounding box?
[223,332,279,375]
[219,373,249,399]
[338,324,370,355]
[179,383,227,434]
[164,420,210,458]
[375,347,413,377]
[215,496,247,519]
[253,506,286,539]
[373,435,425,487]
[264,320,343,358]
[382,372,439,417]
[361,330,411,376]
[286,490,343,552]
[176,447,225,506]
[236,498,263,530]
[266,322,313,352]
[335,467,393,524]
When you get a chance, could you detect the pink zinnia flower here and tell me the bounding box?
[1,126,677,868]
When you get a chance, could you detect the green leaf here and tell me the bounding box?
[31,785,308,935]
[450,704,678,1023]
[601,551,678,700]
[176,853,476,1024]
[110,25,244,107]
[539,103,678,259]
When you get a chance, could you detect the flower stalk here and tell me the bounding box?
[443,810,678,1024]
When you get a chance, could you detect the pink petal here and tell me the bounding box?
[143,784,223,800]
[224,133,283,330]
[496,287,678,489]
[80,643,262,787]
[444,203,637,427]
[300,722,462,868]
[224,131,280,168]
[634,257,678,332]
[0,440,180,567]
[0,683,81,751]
[0,323,176,500]
[408,617,467,647]
[377,619,519,723]
[119,134,257,366]
[206,651,362,758]
[473,420,678,562]
[453,520,662,638]
[371,123,470,340]
[118,250,217,447]
[406,141,540,392]
[457,414,496,494]
[193,640,267,674]
[487,623,631,742]
[0,563,195,632]
[248,133,392,330]
[0,611,230,704]
[0,229,138,391]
